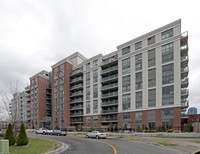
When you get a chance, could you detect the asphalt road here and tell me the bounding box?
[28,133,181,154]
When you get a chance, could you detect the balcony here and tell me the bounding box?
[70,105,83,110]
[46,96,51,100]
[70,112,83,117]
[181,77,189,88]
[181,112,188,118]
[181,56,189,66]
[70,91,83,97]
[70,83,83,90]
[101,65,118,75]
[70,98,83,104]
[101,100,118,107]
[101,117,118,123]
[70,76,83,84]
[181,66,189,78]
[70,119,83,123]
[101,55,118,66]
[101,74,118,83]
[180,44,188,55]
[101,82,118,91]
[181,98,189,108]
[71,68,83,76]
[102,91,118,99]
[101,109,118,115]
[181,31,188,46]
[181,88,189,98]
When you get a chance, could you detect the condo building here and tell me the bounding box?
[50,19,189,131]
[30,70,52,129]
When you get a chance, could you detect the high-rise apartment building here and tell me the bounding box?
[25,85,31,128]
[188,107,197,115]
[30,70,52,129]
[50,19,189,131]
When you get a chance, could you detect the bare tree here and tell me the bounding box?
[0,81,21,136]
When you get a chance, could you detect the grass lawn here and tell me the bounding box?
[157,142,178,146]
[0,137,54,154]
[152,136,200,139]
[190,141,200,144]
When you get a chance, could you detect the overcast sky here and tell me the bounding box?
[0,0,200,114]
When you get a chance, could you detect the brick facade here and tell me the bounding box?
[156,109,162,126]
[174,107,181,131]
[142,110,148,127]
[118,113,123,129]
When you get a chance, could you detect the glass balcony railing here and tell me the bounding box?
[181,67,189,73]
[102,91,118,98]
[101,65,118,74]
[181,77,189,84]
[102,100,118,106]
[181,98,189,107]
[101,56,118,66]
[181,56,188,62]
[71,76,83,83]
[71,91,83,97]
[71,68,83,75]
[71,83,83,89]
[70,119,83,123]
[101,109,118,114]
[180,44,188,52]
[71,98,83,103]
[101,117,118,122]
[70,112,83,117]
[102,82,118,90]
[181,88,189,96]
[101,74,118,82]
[70,105,83,110]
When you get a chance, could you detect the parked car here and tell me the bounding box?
[85,131,108,139]
[51,130,67,136]
[35,128,47,134]
[46,129,53,135]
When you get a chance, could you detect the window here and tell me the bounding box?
[135,53,142,71]
[148,110,155,129]
[162,42,174,63]
[135,41,142,50]
[135,111,142,119]
[93,100,98,113]
[148,68,156,87]
[86,86,90,100]
[148,36,155,45]
[60,64,64,77]
[93,84,98,98]
[122,75,130,92]
[162,108,174,128]
[122,94,131,110]
[123,112,131,129]
[122,58,130,75]
[86,101,90,114]
[93,69,98,83]
[93,59,98,66]
[162,63,174,84]
[86,116,90,125]
[122,46,130,55]
[148,48,156,67]
[161,28,173,40]
[135,72,142,90]
[86,63,90,69]
[86,72,90,85]
[136,91,142,109]
[162,85,174,106]
[148,89,156,107]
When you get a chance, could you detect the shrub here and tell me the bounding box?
[188,124,193,132]
[156,125,162,132]
[4,123,15,146]
[167,129,174,132]
[162,124,167,132]
[16,123,28,146]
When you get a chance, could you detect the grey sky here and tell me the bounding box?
[0,0,200,114]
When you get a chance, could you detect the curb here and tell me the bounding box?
[44,140,68,154]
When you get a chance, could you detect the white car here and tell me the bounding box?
[46,129,53,135]
[35,128,47,134]
[86,131,108,139]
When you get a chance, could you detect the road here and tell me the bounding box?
[28,133,183,154]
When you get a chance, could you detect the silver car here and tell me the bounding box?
[85,131,108,139]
